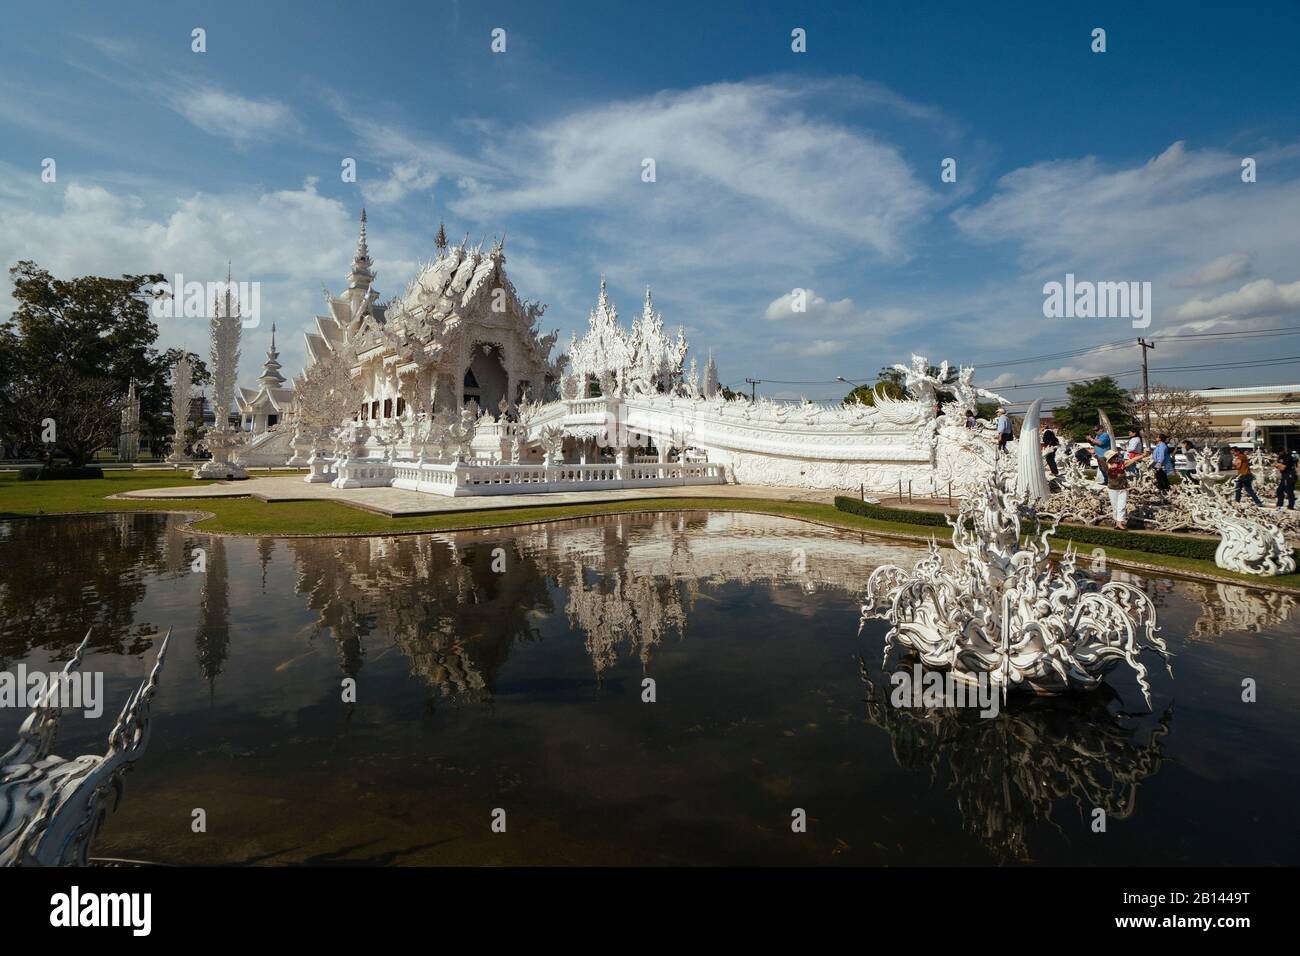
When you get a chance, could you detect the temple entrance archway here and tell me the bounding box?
[465,343,508,412]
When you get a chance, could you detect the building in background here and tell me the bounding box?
[1194,384,1300,453]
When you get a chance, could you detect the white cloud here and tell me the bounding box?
[331,105,492,207]
[774,339,845,358]
[1172,252,1252,288]
[451,79,936,262]
[952,141,1300,282]
[168,86,294,144]
[0,173,385,383]
[762,289,856,322]
[1169,277,1300,322]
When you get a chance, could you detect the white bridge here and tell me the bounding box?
[293,390,998,498]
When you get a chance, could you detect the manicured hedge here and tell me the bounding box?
[16,465,105,481]
[833,496,951,527]
[1050,522,1218,561]
[833,494,1296,564]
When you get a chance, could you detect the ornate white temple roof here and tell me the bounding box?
[300,211,560,388]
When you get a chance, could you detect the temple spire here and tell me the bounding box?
[346,208,376,309]
[258,321,285,389]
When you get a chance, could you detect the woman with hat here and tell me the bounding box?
[1103,448,1132,529]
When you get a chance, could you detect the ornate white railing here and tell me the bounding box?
[379,458,725,497]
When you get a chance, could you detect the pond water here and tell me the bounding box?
[1,511,1297,865]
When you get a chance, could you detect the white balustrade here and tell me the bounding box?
[355,457,725,497]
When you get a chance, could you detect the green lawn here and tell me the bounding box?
[1,471,1297,591]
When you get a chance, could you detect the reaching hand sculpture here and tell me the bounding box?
[947,365,1009,419]
[1,629,172,866]
[892,354,949,413]
[862,471,1170,708]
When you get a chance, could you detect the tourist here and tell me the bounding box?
[964,408,976,430]
[1088,424,1111,485]
[1103,449,1131,529]
[1177,440,1198,482]
[1150,433,1173,492]
[1275,451,1297,510]
[1040,422,1059,476]
[994,407,1012,454]
[1124,427,1144,477]
[1231,448,1263,505]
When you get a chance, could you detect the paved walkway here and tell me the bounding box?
[116,475,837,517]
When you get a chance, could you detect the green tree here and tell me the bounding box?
[843,379,904,406]
[1,261,166,463]
[842,363,960,407]
[1054,376,1136,441]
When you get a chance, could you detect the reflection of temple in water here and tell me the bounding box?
[195,537,230,697]
[860,662,1172,862]
[286,512,899,700]
[1185,582,1298,640]
[0,514,170,666]
[288,532,554,702]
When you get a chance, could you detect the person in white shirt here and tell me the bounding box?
[994,408,1012,455]
[1124,428,1144,477]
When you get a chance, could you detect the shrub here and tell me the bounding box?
[16,465,105,481]
[833,496,951,527]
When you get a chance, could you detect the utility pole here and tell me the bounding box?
[745,377,761,402]
[1137,338,1155,434]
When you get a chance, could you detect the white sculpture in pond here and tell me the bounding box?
[862,471,1170,707]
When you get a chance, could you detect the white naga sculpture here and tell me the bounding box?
[1,629,171,866]
[167,354,192,463]
[862,471,1170,707]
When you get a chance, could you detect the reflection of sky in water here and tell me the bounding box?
[0,512,1297,866]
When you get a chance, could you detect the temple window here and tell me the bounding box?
[396,397,405,417]
[383,398,393,418]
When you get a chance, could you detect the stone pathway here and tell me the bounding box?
[115,476,836,517]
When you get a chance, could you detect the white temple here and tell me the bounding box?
[237,324,293,435]
[233,210,1008,496]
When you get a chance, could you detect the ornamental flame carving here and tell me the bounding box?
[1183,489,1295,576]
[861,472,1170,707]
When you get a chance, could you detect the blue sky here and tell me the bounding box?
[2,0,1299,406]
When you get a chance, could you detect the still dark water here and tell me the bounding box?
[1,511,1297,866]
